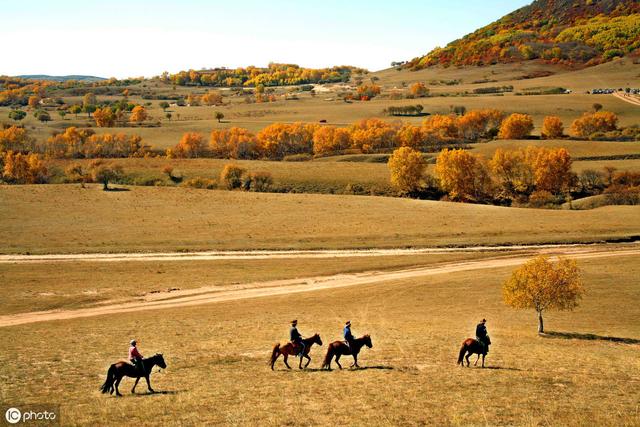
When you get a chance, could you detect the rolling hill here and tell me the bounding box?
[16,74,106,82]
[407,0,640,69]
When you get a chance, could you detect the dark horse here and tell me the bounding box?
[457,338,490,368]
[270,334,323,370]
[100,354,167,396]
[322,335,372,370]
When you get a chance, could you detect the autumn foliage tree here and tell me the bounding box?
[220,163,247,190]
[2,151,48,183]
[409,82,429,97]
[503,256,583,333]
[356,83,381,100]
[210,127,258,159]
[570,111,618,138]
[388,147,426,194]
[0,125,35,152]
[167,132,206,158]
[498,113,534,139]
[312,126,351,155]
[129,105,148,123]
[93,107,116,127]
[90,161,124,190]
[435,148,492,202]
[541,116,564,139]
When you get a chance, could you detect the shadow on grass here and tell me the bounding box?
[541,331,640,344]
[483,366,522,371]
[275,365,394,373]
[104,187,130,192]
[128,390,181,397]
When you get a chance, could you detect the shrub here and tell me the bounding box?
[528,190,557,208]
[220,164,247,190]
[248,171,273,192]
[182,177,217,190]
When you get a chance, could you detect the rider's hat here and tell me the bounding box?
[291,319,297,325]
[130,339,137,346]
[345,320,351,326]
[481,318,486,323]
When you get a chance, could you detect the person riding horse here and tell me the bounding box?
[290,320,305,357]
[129,340,145,374]
[344,320,355,352]
[475,319,491,353]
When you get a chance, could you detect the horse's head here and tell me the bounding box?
[313,333,323,346]
[153,353,167,369]
[363,334,373,348]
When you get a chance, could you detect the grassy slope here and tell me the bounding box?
[1,185,639,254]
[0,255,637,425]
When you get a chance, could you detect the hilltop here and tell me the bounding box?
[407,0,640,69]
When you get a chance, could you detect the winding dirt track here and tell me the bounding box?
[613,91,640,107]
[1,245,637,328]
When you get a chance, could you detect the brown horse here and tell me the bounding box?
[270,333,323,370]
[100,353,167,396]
[457,338,490,368]
[322,335,372,370]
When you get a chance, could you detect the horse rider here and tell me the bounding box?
[290,320,305,357]
[129,339,145,375]
[344,320,355,353]
[475,319,490,353]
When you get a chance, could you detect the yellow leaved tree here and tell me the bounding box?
[388,147,426,194]
[503,256,583,334]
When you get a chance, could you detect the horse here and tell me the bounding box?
[100,353,167,396]
[457,338,490,368]
[322,334,372,370]
[270,333,323,370]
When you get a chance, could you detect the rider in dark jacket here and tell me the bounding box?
[290,320,305,357]
[475,319,490,353]
[344,320,355,353]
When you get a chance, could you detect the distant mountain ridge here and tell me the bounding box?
[407,0,640,69]
[17,75,107,82]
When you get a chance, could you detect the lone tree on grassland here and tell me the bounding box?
[503,255,583,334]
[91,162,124,191]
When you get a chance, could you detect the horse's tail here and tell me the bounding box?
[322,344,335,369]
[100,364,116,394]
[457,343,467,365]
[269,343,280,369]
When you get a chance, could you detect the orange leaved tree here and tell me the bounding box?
[498,113,534,139]
[541,116,564,139]
[435,148,492,202]
[503,255,583,334]
[129,106,148,123]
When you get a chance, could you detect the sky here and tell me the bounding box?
[1,0,531,78]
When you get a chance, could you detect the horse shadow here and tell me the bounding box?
[483,366,522,371]
[127,390,181,398]
[541,331,640,344]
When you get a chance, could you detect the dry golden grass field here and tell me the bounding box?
[0,250,638,425]
[2,185,640,254]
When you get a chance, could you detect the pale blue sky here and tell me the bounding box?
[1,0,531,77]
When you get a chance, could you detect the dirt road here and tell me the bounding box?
[613,91,640,107]
[0,243,610,264]
[1,246,637,328]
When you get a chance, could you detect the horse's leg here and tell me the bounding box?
[482,354,485,368]
[303,354,311,369]
[351,353,359,368]
[299,353,303,369]
[465,352,471,367]
[114,376,123,397]
[131,377,140,394]
[474,354,480,366]
[283,354,291,369]
[145,375,154,393]
[335,353,343,370]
